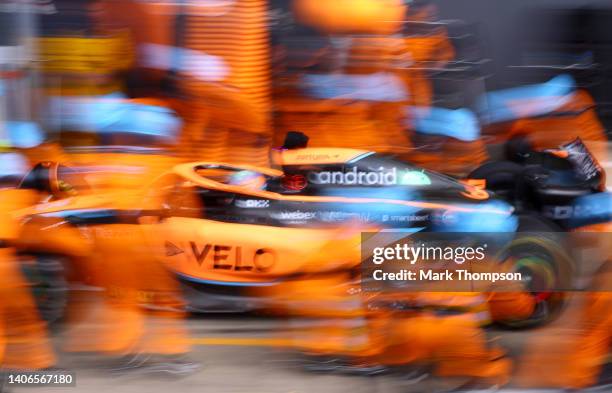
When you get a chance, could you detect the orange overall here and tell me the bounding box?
[275,273,511,384]
[64,223,190,356]
[515,261,612,389]
[0,189,56,370]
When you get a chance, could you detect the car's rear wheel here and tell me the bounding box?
[495,215,572,329]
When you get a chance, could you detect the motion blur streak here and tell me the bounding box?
[0,0,611,391]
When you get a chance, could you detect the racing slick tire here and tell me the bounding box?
[20,254,69,327]
[495,215,573,329]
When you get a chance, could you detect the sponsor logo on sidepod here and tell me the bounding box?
[308,167,431,186]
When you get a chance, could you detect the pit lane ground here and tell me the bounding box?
[10,299,609,393]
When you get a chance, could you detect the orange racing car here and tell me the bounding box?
[8,145,574,327]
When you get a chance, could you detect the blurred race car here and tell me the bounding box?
[10,144,574,327]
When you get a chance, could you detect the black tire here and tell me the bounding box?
[20,254,69,327]
[495,215,572,329]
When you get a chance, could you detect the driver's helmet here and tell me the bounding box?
[19,162,89,199]
[228,170,266,190]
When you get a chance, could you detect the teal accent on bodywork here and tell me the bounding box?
[400,170,431,185]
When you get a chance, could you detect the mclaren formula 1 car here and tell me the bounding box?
[9,145,576,327]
